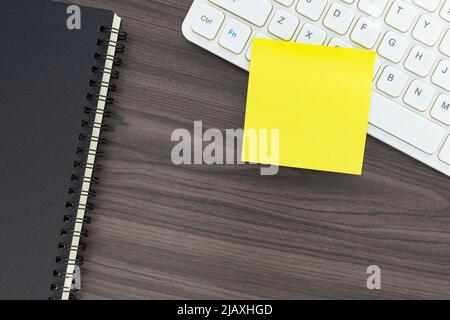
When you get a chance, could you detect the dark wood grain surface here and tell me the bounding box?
[68,0,449,299]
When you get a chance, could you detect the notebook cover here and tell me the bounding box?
[0,0,115,300]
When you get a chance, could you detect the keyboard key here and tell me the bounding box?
[296,23,327,45]
[296,0,328,21]
[432,60,450,90]
[328,38,353,48]
[377,66,408,97]
[404,45,436,77]
[377,31,409,63]
[440,30,450,57]
[412,15,444,46]
[209,0,272,27]
[191,5,225,40]
[441,0,450,22]
[323,3,355,35]
[404,80,435,111]
[219,19,252,54]
[431,94,450,125]
[385,1,416,33]
[268,9,299,40]
[369,92,446,155]
[350,17,381,49]
[358,0,389,18]
[439,136,450,165]
[274,0,294,6]
[246,33,272,60]
[412,0,441,12]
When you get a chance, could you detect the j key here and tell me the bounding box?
[432,60,450,91]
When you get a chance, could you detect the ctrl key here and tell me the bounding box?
[191,5,225,40]
[439,136,450,166]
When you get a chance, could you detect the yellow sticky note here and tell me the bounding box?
[242,39,376,175]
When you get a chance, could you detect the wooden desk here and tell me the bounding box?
[71,0,450,299]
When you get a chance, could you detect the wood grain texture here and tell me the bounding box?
[67,0,450,299]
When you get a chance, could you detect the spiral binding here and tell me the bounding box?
[50,21,127,300]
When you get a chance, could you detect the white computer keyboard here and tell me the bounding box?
[182,0,450,176]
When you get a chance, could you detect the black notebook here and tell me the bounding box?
[0,0,126,300]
